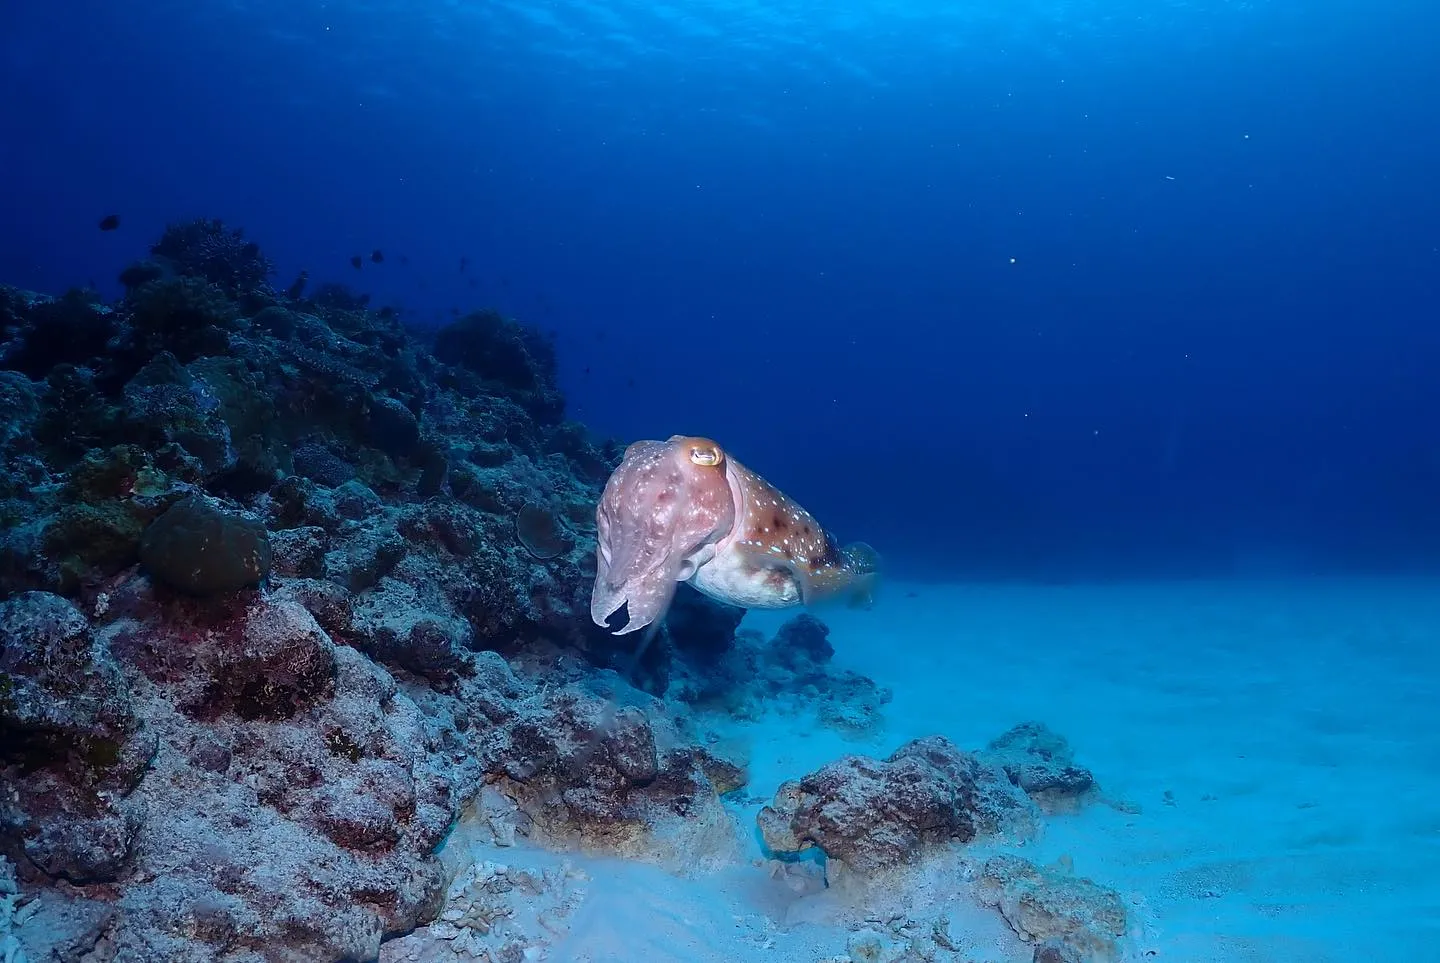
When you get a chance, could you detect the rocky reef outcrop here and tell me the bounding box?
[979,855,1130,963]
[757,734,1041,875]
[0,221,1139,963]
[755,724,1126,961]
[0,221,905,961]
[756,722,1098,877]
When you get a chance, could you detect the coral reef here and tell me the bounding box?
[984,722,1098,812]
[431,309,563,422]
[670,608,894,736]
[0,227,639,959]
[379,851,591,963]
[0,224,786,960]
[478,672,744,869]
[0,592,151,885]
[139,493,273,595]
[756,734,1041,875]
[979,855,1129,963]
[0,224,1133,962]
[755,726,1103,881]
[0,288,116,380]
[514,501,576,560]
[754,730,1128,960]
[149,218,275,297]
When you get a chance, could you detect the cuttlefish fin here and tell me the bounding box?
[796,540,881,609]
[727,537,881,611]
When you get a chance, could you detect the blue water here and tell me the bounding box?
[3,0,1438,580]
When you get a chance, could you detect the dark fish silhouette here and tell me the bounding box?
[350,255,362,270]
[285,271,309,300]
[370,249,384,264]
[459,257,469,273]
[97,214,120,231]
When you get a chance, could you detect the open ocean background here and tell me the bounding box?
[2,0,1438,580]
[5,5,1440,960]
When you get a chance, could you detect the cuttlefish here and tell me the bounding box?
[591,435,879,635]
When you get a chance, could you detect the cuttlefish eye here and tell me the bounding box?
[689,445,723,467]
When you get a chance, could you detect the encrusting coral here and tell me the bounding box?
[138,493,273,596]
[514,500,575,560]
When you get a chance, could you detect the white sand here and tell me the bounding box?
[428,578,1440,962]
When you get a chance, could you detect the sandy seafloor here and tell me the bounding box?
[399,578,1440,963]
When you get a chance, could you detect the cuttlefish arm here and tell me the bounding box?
[591,435,878,635]
[590,437,737,635]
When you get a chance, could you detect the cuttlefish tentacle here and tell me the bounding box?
[590,435,878,634]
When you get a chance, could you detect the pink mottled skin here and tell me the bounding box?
[591,435,879,635]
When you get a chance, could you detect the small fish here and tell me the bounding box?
[286,271,309,300]
[370,249,384,264]
[97,214,120,231]
[350,255,362,270]
[459,256,469,273]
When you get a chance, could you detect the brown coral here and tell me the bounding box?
[514,501,575,560]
